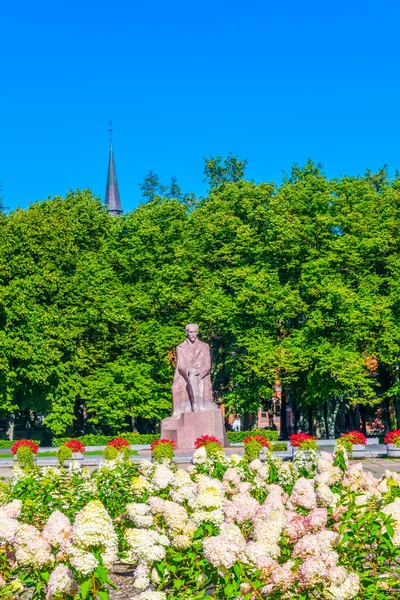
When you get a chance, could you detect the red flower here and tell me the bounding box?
[244,435,271,449]
[289,433,316,447]
[150,439,176,451]
[107,437,130,451]
[10,440,39,455]
[65,439,85,454]
[385,430,400,445]
[340,431,367,446]
[194,435,222,449]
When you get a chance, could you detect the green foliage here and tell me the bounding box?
[244,440,262,462]
[227,430,278,443]
[0,440,40,448]
[297,438,318,450]
[1,160,400,435]
[336,437,353,454]
[54,433,159,446]
[204,441,224,458]
[338,501,400,599]
[103,445,118,460]
[203,152,248,189]
[152,442,174,462]
[57,444,72,466]
[270,441,288,451]
[12,468,96,526]
[0,479,11,504]
[16,446,34,469]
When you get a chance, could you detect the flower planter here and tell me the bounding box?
[64,452,84,467]
[387,444,400,458]
[351,444,365,458]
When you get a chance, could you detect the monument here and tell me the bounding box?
[160,324,229,450]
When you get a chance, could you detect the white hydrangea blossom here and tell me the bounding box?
[192,446,207,464]
[203,523,246,569]
[68,545,99,575]
[0,499,22,518]
[46,564,78,600]
[126,503,154,528]
[294,449,319,474]
[0,514,18,544]
[125,528,169,563]
[151,464,174,490]
[191,475,225,510]
[71,500,118,570]
[135,592,167,600]
[325,571,360,599]
[9,465,27,488]
[132,561,151,590]
[278,461,297,487]
[317,483,340,508]
[382,498,400,546]
[14,524,54,568]
[43,510,73,547]
[131,475,151,494]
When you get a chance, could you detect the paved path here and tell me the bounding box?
[358,458,400,478]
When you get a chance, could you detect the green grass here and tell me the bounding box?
[0,450,138,459]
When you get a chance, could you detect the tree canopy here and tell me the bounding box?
[1,158,400,437]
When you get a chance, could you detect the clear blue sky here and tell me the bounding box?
[1,0,399,212]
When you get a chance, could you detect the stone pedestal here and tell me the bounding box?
[161,409,229,452]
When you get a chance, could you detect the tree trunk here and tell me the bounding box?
[359,404,367,436]
[242,412,251,432]
[323,402,329,439]
[307,406,314,436]
[395,397,400,430]
[297,407,308,433]
[280,389,288,440]
[315,405,326,439]
[355,404,361,431]
[6,414,15,441]
[325,398,339,438]
[379,365,392,432]
[268,410,275,428]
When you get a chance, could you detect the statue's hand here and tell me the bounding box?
[187,368,199,377]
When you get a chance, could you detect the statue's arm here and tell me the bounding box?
[199,343,211,379]
[176,346,188,380]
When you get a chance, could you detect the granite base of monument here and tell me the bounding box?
[160,409,229,452]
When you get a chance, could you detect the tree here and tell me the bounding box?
[203,152,248,190]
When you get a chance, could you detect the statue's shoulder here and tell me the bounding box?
[197,339,210,350]
[176,342,186,350]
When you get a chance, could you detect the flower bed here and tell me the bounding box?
[1,445,400,598]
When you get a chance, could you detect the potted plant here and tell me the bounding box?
[11,440,39,469]
[58,439,85,466]
[384,430,400,457]
[104,437,131,461]
[243,434,271,461]
[289,433,317,456]
[150,439,176,463]
[337,431,367,458]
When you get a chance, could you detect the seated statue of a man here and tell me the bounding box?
[171,324,216,417]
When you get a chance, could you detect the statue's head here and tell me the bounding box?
[185,323,199,343]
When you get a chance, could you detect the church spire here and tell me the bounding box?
[105,122,123,216]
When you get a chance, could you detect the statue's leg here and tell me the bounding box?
[172,380,191,417]
[188,374,203,411]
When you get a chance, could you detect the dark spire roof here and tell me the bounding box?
[105,134,123,216]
